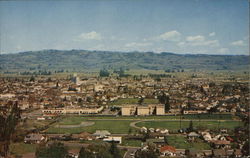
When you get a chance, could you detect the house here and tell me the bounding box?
[160,145,176,157]
[24,133,47,144]
[185,149,204,158]
[211,140,231,149]
[201,132,212,141]
[72,132,94,140]
[146,139,165,147]
[233,149,242,157]
[93,130,111,139]
[103,136,122,144]
[187,132,200,141]
[140,127,147,133]
[212,149,227,158]
[68,149,80,158]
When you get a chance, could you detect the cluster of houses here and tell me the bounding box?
[0,74,249,117]
[0,74,249,157]
[137,126,245,157]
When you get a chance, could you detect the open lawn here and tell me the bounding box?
[122,139,142,147]
[10,143,37,155]
[58,113,235,124]
[45,114,239,134]
[166,135,211,150]
[47,120,133,134]
[136,120,242,131]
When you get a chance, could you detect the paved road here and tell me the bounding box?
[123,148,137,158]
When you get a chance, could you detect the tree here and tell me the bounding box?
[78,147,94,158]
[78,143,120,158]
[29,76,35,82]
[138,97,144,105]
[0,101,21,157]
[158,92,170,112]
[188,120,194,132]
[135,144,159,158]
[128,128,132,135]
[242,140,249,156]
[142,129,150,142]
[109,141,122,158]
[36,142,68,158]
[99,69,110,77]
[164,136,169,145]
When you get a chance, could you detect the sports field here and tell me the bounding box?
[136,120,243,130]
[45,115,242,134]
[47,120,133,134]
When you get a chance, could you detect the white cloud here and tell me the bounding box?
[78,31,102,40]
[209,32,216,37]
[125,42,152,47]
[180,35,220,47]
[158,30,181,41]
[177,42,186,47]
[218,48,229,54]
[231,40,245,46]
[186,35,205,42]
[191,40,219,46]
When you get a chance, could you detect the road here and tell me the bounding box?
[123,148,137,158]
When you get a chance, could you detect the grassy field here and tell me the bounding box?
[109,98,159,105]
[10,143,37,155]
[45,114,240,134]
[122,139,142,147]
[136,120,243,131]
[166,135,211,150]
[47,120,133,134]
[60,113,235,123]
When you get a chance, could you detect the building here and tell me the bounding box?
[121,104,165,116]
[24,133,47,144]
[42,106,104,115]
[137,106,150,115]
[121,105,136,116]
[156,105,165,115]
[93,130,111,139]
[103,136,122,144]
[160,146,176,157]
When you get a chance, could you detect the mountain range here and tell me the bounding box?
[0,50,249,72]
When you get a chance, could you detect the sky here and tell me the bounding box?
[0,0,249,55]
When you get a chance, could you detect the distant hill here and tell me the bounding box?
[0,50,249,72]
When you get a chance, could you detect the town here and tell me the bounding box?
[0,71,249,158]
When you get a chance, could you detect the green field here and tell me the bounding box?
[166,135,211,150]
[136,120,243,130]
[10,143,37,155]
[109,98,159,105]
[47,120,133,134]
[61,113,235,122]
[45,114,240,134]
[121,139,142,147]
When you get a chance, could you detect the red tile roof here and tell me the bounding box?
[160,145,176,153]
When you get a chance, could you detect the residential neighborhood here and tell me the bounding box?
[0,72,249,158]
